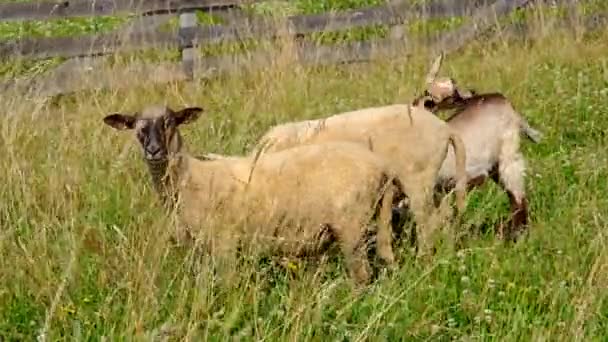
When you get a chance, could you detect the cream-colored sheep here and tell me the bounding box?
[102,105,405,286]
[246,103,468,255]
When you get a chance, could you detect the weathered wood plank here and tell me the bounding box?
[0,29,178,59]
[0,56,187,98]
[0,0,488,23]
[0,39,402,98]
[211,8,255,26]
[179,11,197,80]
[406,0,494,18]
[114,14,175,36]
[0,0,255,22]
[195,39,404,78]
[431,0,533,54]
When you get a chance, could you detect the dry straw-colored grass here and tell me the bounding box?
[1,10,608,340]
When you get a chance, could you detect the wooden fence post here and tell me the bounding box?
[179,10,197,81]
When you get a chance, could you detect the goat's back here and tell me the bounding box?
[439,93,521,180]
[446,93,520,142]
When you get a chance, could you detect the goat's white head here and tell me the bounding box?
[414,52,476,112]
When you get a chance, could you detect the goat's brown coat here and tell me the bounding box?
[418,92,542,241]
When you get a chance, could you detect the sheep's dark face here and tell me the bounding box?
[136,116,170,161]
[103,105,204,162]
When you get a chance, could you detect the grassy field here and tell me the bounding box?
[1,2,608,341]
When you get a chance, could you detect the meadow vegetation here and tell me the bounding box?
[1,1,608,340]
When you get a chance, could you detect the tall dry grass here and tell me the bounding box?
[1,11,608,340]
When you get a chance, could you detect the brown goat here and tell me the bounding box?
[102,105,405,287]
[412,55,543,241]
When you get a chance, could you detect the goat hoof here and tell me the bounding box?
[495,221,509,240]
[509,225,529,243]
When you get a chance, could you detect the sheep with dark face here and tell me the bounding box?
[412,54,543,241]
[102,104,405,287]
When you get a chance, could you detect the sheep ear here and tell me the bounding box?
[456,87,474,99]
[103,113,137,130]
[174,107,204,126]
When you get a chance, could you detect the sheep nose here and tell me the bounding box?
[146,143,162,158]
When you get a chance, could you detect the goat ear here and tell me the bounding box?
[425,52,444,86]
[103,113,137,130]
[174,107,204,126]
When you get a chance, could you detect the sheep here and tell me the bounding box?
[411,55,543,241]
[243,101,468,256]
[102,104,406,287]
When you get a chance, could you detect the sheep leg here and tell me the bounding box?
[170,225,195,247]
[170,210,198,247]
[409,189,437,256]
[376,182,398,269]
[337,226,372,287]
[507,192,529,241]
[467,174,489,190]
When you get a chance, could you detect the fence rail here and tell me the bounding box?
[0,0,601,98]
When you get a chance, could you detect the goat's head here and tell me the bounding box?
[102,105,204,162]
[412,85,479,114]
[419,52,476,113]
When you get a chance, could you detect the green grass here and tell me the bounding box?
[1,1,608,339]
[0,16,128,41]
[1,19,608,339]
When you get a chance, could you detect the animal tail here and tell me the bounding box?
[374,174,406,267]
[520,118,543,144]
[509,102,543,144]
[447,132,468,212]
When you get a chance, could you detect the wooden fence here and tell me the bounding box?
[0,0,604,98]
